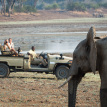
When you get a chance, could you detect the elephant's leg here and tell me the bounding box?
[100,89,107,107]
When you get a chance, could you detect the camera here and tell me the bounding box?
[4,41,8,45]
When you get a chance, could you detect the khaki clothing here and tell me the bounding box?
[4,44,10,51]
[28,50,37,59]
[31,57,47,66]
[28,50,47,66]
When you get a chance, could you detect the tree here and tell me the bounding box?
[1,0,6,15]
[6,0,16,16]
[67,0,74,3]
[17,0,27,8]
[34,0,38,7]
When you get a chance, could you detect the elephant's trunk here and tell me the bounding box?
[68,78,77,107]
[68,75,84,107]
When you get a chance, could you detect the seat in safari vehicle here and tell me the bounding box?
[0,45,14,56]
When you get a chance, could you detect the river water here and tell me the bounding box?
[20,31,106,54]
[0,25,107,54]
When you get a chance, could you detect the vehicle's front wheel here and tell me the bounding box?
[0,63,10,78]
[55,65,69,79]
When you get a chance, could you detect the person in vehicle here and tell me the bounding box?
[3,39,10,51]
[3,38,18,56]
[27,46,47,67]
[8,38,14,49]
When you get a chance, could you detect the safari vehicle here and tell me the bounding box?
[0,48,72,79]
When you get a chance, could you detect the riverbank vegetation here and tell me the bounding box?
[0,0,107,17]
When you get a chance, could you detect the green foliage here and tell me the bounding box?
[66,2,86,11]
[45,5,52,10]
[85,3,100,9]
[42,0,65,3]
[45,3,59,10]
[91,0,102,3]
[58,2,66,9]
[52,3,59,9]
[100,3,107,8]
[66,2,103,11]
[1,0,107,14]
[37,3,45,10]
[24,0,36,6]
[14,5,37,13]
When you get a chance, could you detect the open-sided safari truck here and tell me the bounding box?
[0,46,72,79]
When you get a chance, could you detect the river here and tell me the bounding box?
[0,24,107,54]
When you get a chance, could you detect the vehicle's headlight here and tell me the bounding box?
[68,60,72,63]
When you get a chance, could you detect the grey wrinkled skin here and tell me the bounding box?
[68,27,107,107]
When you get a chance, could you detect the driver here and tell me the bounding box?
[27,46,47,67]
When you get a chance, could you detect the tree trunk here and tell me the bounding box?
[11,0,15,14]
[7,0,16,17]
[34,0,38,7]
[19,0,23,8]
[1,0,6,15]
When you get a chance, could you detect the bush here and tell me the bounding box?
[100,3,107,8]
[36,3,45,10]
[66,2,86,11]
[58,2,66,9]
[45,5,53,10]
[45,3,59,10]
[52,3,59,9]
[14,5,37,13]
[86,3,100,9]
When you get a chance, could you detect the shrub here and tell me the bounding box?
[14,5,37,13]
[45,5,53,10]
[87,4,100,9]
[36,3,45,10]
[52,3,59,9]
[66,2,86,11]
[100,3,107,8]
[45,3,59,10]
[58,2,66,9]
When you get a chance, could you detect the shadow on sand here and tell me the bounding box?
[8,76,56,80]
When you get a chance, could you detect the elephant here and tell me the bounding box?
[59,27,107,107]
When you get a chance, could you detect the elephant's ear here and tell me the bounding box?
[86,26,97,74]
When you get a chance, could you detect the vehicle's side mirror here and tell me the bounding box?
[60,54,62,58]
[60,54,64,59]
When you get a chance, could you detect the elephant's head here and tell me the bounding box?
[59,27,97,107]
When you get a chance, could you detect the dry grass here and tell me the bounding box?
[0,72,100,107]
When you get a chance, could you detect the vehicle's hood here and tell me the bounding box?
[63,56,73,60]
[49,54,73,61]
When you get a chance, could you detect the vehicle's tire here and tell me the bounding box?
[55,65,69,79]
[0,63,10,78]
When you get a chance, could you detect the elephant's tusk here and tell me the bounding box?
[58,76,72,88]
